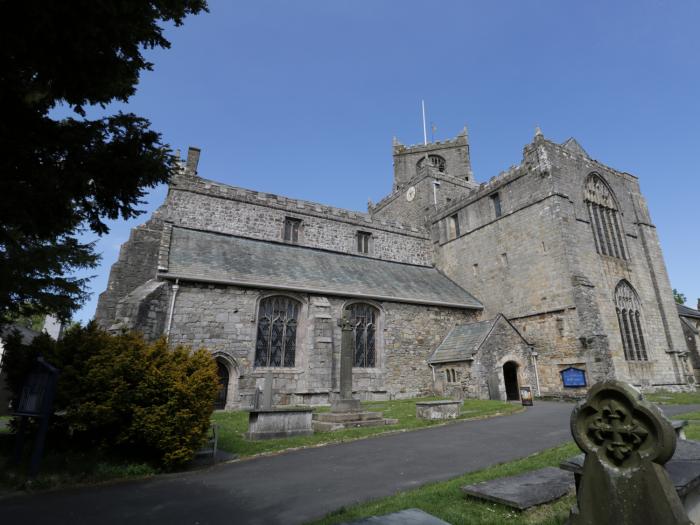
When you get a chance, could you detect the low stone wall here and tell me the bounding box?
[245,407,314,440]
[416,400,461,420]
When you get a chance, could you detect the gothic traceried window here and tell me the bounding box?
[417,154,446,173]
[347,303,378,367]
[255,296,300,367]
[614,281,648,361]
[585,173,626,260]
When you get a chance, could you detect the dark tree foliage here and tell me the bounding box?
[673,288,687,305]
[0,1,208,323]
[3,324,219,467]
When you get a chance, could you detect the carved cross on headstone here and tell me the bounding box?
[569,380,690,524]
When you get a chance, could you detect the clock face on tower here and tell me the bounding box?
[406,186,416,202]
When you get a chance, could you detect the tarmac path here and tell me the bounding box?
[1,402,697,525]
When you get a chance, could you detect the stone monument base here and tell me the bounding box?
[245,407,314,440]
[331,398,362,413]
[416,400,461,420]
[312,410,398,432]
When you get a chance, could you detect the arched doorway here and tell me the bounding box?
[215,361,229,410]
[503,361,520,401]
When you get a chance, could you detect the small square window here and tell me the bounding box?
[283,217,301,243]
[491,193,502,218]
[357,231,371,254]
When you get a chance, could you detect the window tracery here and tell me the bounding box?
[347,303,378,367]
[615,281,648,361]
[585,174,626,259]
[255,296,300,367]
[417,154,446,173]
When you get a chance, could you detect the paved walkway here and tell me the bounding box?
[1,402,697,525]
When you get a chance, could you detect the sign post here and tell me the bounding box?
[520,386,534,406]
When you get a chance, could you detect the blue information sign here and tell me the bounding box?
[560,367,587,388]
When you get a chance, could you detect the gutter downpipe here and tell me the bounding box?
[531,349,541,396]
[165,278,180,341]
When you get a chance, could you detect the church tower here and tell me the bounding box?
[369,128,477,229]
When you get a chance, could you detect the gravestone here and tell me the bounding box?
[262,371,273,410]
[568,380,691,524]
[331,315,361,413]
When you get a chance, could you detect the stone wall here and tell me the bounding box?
[162,281,475,407]
[160,175,432,266]
[433,135,690,393]
[95,219,163,327]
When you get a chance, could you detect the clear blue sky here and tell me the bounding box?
[73,0,700,323]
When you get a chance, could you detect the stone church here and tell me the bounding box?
[95,127,695,409]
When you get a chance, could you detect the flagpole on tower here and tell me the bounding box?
[421,100,428,145]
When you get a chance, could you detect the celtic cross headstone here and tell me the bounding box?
[569,381,690,524]
[331,313,361,413]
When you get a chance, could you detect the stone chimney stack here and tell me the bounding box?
[186,146,201,175]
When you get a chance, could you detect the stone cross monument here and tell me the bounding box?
[332,314,361,413]
[569,380,690,524]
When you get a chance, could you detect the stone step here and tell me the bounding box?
[313,411,383,423]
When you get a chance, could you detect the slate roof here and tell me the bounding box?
[427,317,498,364]
[680,316,699,335]
[163,227,483,309]
[678,303,700,320]
[0,324,40,344]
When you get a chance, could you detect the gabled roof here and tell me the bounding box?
[681,316,699,335]
[427,318,496,364]
[0,324,41,344]
[562,137,589,158]
[163,226,483,309]
[678,303,700,320]
[427,314,531,364]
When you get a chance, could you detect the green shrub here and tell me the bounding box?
[2,323,219,468]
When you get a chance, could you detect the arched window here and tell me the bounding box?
[347,303,378,367]
[255,296,300,367]
[615,281,648,361]
[417,154,446,173]
[584,174,626,260]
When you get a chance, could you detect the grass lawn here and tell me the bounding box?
[212,397,520,458]
[308,441,579,525]
[671,410,700,441]
[646,390,700,405]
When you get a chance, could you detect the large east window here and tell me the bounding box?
[585,173,626,260]
[347,303,378,367]
[255,296,300,367]
[615,281,648,361]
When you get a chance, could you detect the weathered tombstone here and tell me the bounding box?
[252,386,262,410]
[568,380,691,524]
[487,372,501,401]
[331,314,361,413]
[262,371,273,410]
[8,356,60,478]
